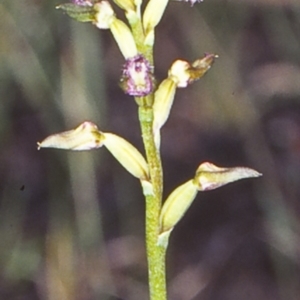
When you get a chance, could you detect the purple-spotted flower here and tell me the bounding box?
[120,54,154,97]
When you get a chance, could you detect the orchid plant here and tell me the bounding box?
[38,0,261,299]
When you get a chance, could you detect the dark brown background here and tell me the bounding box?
[1,0,300,299]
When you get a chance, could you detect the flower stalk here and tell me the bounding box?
[138,102,167,300]
[39,1,262,300]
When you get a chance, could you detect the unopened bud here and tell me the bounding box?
[93,1,115,29]
[113,0,136,12]
[109,19,138,58]
[143,0,169,42]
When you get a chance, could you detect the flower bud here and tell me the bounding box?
[143,0,169,40]
[102,133,149,180]
[194,162,262,191]
[37,122,104,151]
[114,0,142,24]
[109,19,138,58]
[92,1,138,58]
[113,0,136,12]
[159,180,198,233]
[93,1,115,29]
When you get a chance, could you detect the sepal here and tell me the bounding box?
[190,53,218,82]
[194,162,262,191]
[169,54,217,88]
[37,122,104,151]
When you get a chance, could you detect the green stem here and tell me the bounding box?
[138,105,167,300]
[130,17,153,64]
[131,16,167,298]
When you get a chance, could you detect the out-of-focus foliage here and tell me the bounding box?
[1,0,300,299]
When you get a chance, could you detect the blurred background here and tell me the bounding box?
[1,0,300,299]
